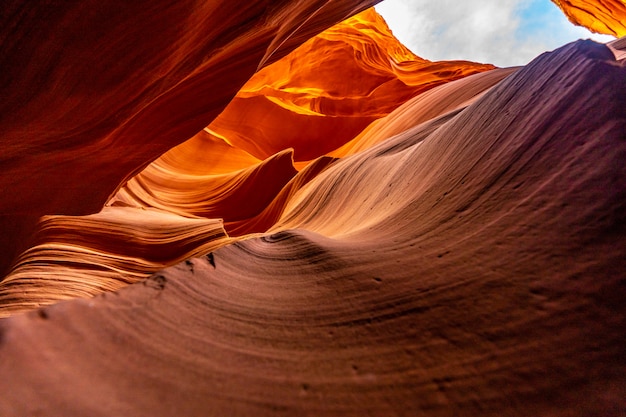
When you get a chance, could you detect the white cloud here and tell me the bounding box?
[375,0,615,67]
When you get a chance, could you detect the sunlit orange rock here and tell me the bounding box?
[328,67,518,158]
[0,207,230,318]
[1,37,624,416]
[112,147,297,222]
[551,0,626,36]
[106,7,493,238]
[0,0,379,276]
[209,8,494,161]
[1,0,625,415]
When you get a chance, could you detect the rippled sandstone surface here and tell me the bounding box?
[1,1,625,416]
[0,6,496,315]
[0,0,380,276]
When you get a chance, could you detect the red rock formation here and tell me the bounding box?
[1,1,625,416]
[0,207,230,317]
[109,7,494,231]
[1,38,624,416]
[0,7,495,312]
[113,149,298,221]
[328,67,518,158]
[209,8,494,161]
[552,0,626,36]
[0,0,381,276]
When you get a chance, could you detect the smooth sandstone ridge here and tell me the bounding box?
[1,1,625,416]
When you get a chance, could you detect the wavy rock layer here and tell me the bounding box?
[0,7,497,314]
[1,38,625,416]
[327,66,518,158]
[209,8,494,161]
[0,207,231,317]
[552,0,626,36]
[111,7,494,221]
[0,0,380,276]
[1,1,626,416]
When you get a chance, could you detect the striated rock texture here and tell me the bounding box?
[1,1,625,416]
[0,7,496,313]
[551,0,626,36]
[0,207,231,317]
[111,8,494,227]
[1,38,624,417]
[0,0,381,276]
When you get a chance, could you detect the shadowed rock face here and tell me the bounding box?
[1,1,625,416]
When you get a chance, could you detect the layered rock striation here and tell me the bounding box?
[1,1,625,416]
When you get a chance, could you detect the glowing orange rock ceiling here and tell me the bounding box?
[1,1,625,416]
[208,8,494,161]
[552,0,626,36]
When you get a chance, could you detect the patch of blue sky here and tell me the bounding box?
[375,0,615,67]
[515,0,614,44]
[516,0,556,36]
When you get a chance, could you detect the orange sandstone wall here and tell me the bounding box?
[551,0,626,36]
[1,38,624,416]
[0,0,381,276]
[108,8,494,241]
[209,8,494,161]
[0,1,625,415]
